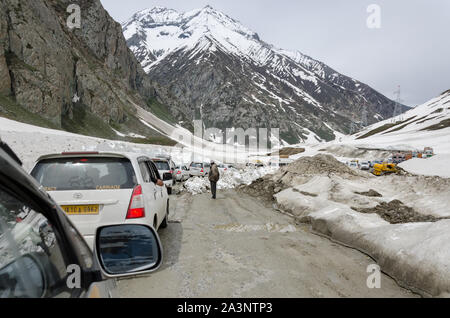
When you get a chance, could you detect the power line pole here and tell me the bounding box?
[392,85,404,122]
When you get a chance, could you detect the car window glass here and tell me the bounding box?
[145,162,157,184]
[31,157,136,191]
[139,161,151,183]
[148,162,161,181]
[0,187,73,298]
[153,161,170,171]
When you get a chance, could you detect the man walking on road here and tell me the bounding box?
[209,160,220,199]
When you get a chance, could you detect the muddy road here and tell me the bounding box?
[118,190,415,298]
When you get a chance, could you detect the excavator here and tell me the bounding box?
[372,163,397,176]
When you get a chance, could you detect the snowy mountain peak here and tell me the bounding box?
[123,7,405,143]
[122,6,260,65]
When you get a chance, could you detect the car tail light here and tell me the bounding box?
[169,170,173,174]
[201,169,204,173]
[177,171,181,174]
[126,185,145,219]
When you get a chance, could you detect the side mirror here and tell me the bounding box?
[95,224,162,278]
[162,172,172,181]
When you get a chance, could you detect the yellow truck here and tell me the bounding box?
[372,163,397,176]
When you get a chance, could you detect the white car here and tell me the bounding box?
[30,152,170,250]
[360,161,371,170]
[189,162,208,177]
[174,165,189,181]
[152,158,175,194]
[349,161,359,169]
[218,163,229,174]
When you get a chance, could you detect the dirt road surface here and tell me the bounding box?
[118,189,416,298]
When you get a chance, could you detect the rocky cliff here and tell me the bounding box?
[0,0,175,144]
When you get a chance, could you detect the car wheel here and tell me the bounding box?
[160,201,169,229]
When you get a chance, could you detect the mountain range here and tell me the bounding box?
[123,6,408,143]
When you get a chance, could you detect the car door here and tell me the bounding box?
[0,183,97,298]
[137,159,159,228]
[147,161,166,224]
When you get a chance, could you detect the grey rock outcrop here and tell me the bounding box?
[0,0,172,141]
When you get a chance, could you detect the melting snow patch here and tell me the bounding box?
[215,223,296,233]
[184,167,278,195]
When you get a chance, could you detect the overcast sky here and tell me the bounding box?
[101,0,450,106]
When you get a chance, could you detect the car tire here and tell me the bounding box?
[160,201,169,229]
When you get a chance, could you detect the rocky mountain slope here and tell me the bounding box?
[123,6,408,143]
[0,0,177,145]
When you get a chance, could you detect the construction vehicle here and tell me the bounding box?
[372,163,398,176]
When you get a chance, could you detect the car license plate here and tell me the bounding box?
[62,205,99,215]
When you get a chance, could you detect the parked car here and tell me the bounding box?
[0,141,162,298]
[189,162,208,177]
[203,162,211,175]
[174,165,189,182]
[371,160,383,167]
[349,160,359,169]
[152,158,175,194]
[360,161,371,170]
[30,152,170,250]
[392,153,405,164]
[218,163,230,173]
[424,147,434,158]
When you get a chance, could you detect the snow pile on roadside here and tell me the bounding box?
[183,177,209,195]
[184,166,278,195]
[399,154,450,179]
[0,117,174,171]
[243,154,450,297]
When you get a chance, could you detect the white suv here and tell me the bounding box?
[152,158,175,194]
[189,162,210,177]
[30,152,169,250]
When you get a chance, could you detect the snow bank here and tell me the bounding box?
[0,117,174,171]
[184,166,278,195]
[239,154,450,297]
[399,154,450,179]
[271,167,450,297]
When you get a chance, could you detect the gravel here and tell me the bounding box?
[352,200,439,224]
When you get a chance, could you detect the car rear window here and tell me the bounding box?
[31,157,137,191]
[190,163,202,168]
[153,161,170,171]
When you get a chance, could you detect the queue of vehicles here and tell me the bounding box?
[0,136,240,298]
[346,147,435,177]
